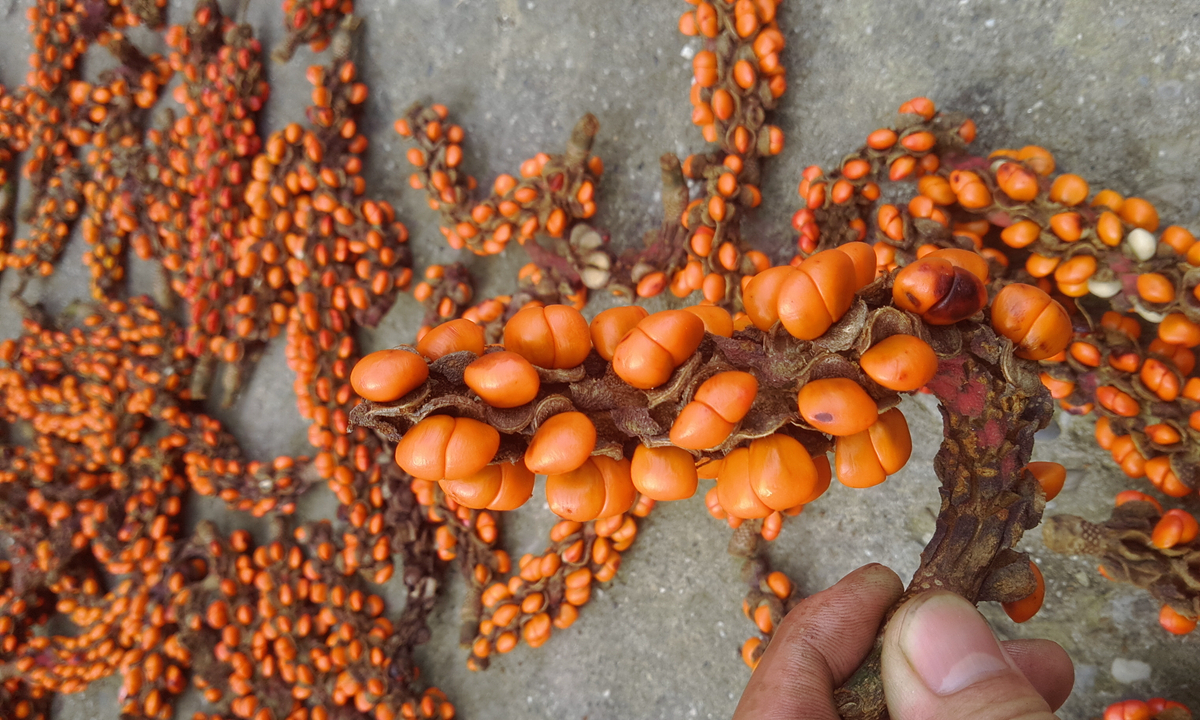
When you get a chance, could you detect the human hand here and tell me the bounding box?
[733,564,1075,720]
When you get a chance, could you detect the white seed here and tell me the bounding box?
[1132,299,1165,323]
[1126,227,1157,261]
[585,251,611,270]
[570,224,604,250]
[581,268,610,289]
[1087,278,1122,298]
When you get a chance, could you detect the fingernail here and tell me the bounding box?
[899,592,1010,695]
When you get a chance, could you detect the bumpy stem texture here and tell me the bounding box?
[834,326,1052,720]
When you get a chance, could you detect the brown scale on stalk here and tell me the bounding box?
[1044,501,1200,623]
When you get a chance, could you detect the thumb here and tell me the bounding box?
[881,590,1058,720]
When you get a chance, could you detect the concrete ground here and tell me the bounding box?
[2,0,1199,718]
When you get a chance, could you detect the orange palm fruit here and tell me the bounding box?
[395,415,500,480]
[545,458,606,521]
[797,378,877,436]
[503,305,591,368]
[995,162,1040,202]
[351,347,429,402]
[1158,605,1198,635]
[1048,173,1089,206]
[546,456,634,521]
[683,305,734,337]
[859,335,938,391]
[670,371,759,449]
[631,444,698,501]
[990,284,1072,360]
[999,220,1041,249]
[594,456,637,519]
[1151,509,1199,549]
[1119,197,1160,232]
[1137,273,1175,304]
[440,461,535,510]
[776,249,861,340]
[1001,561,1044,623]
[1025,462,1065,501]
[746,434,818,511]
[416,319,485,359]
[612,310,706,389]
[463,351,540,408]
[1102,700,1152,720]
[928,248,989,283]
[834,241,878,287]
[802,453,833,505]
[891,257,987,325]
[590,306,649,360]
[742,266,796,330]
[1159,313,1200,348]
[833,408,911,488]
[525,412,596,474]
[714,447,772,519]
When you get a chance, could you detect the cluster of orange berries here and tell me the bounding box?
[796,97,1199,506]
[0,0,88,277]
[137,0,271,386]
[465,503,650,668]
[398,105,603,258]
[274,0,356,62]
[1103,698,1192,720]
[69,57,174,299]
[173,520,455,720]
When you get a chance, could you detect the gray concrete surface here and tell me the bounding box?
[2,0,1200,718]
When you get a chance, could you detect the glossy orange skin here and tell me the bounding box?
[715,447,772,519]
[631,444,698,501]
[990,284,1071,360]
[463,351,540,408]
[776,269,832,340]
[545,456,635,521]
[746,434,818,511]
[743,266,795,330]
[892,257,987,325]
[545,459,605,521]
[1001,561,1044,623]
[797,378,877,436]
[440,460,535,510]
[671,371,759,449]
[503,305,592,368]
[1025,461,1065,501]
[590,306,649,360]
[1159,605,1198,636]
[859,335,938,391]
[351,347,429,402]
[836,242,878,287]
[834,407,911,488]
[927,248,988,283]
[395,415,500,480]
[1000,220,1041,249]
[1159,313,1200,347]
[416,319,485,359]
[670,402,733,450]
[612,310,705,389]
[524,411,597,474]
[776,249,859,340]
[696,371,758,421]
[594,456,637,519]
[683,305,734,337]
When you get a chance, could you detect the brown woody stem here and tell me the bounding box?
[835,328,1052,719]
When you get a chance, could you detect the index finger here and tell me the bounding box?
[733,563,903,720]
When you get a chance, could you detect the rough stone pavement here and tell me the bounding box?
[0,0,1198,718]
